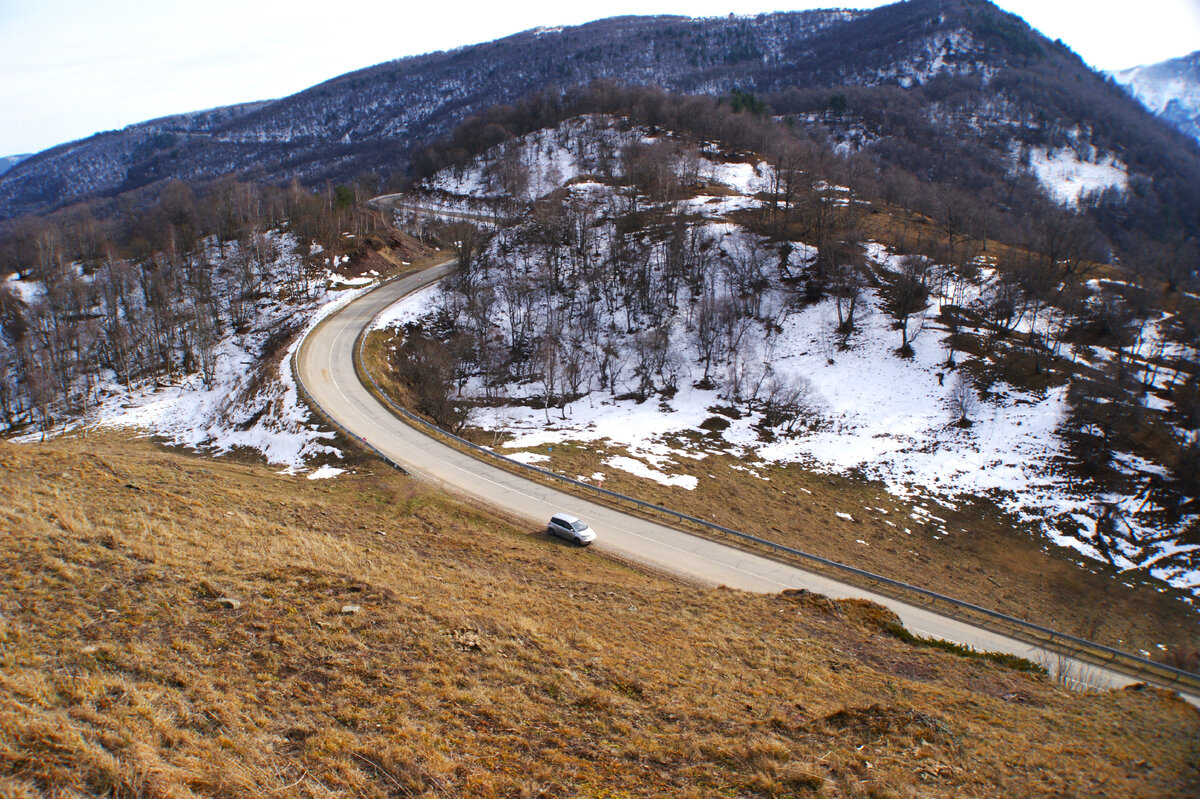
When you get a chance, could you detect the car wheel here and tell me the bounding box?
[573,537,583,546]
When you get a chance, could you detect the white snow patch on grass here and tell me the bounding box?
[327,271,374,287]
[1025,147,1127,206]
[604,455,698,490]
[480,389,719,468]
[506,451,550,465]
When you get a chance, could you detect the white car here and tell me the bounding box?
[546,512,596,546]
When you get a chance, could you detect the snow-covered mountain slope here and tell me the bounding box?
[380,118,1200,595]
[5,0,1198,252]
[1111,50,1200,144]
[0,101,270,219]
[5,230,369,476]
[0,155,30,177]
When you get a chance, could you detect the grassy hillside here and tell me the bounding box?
[0,435,1196,797]
[454,437,1200,660]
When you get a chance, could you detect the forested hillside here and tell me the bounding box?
[3,0,1199,263]
[369,101,1200,639]
[0,176,427,462]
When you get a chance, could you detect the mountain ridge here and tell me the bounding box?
[4,0,1196,245]
[0,155,30,177]
[1111,49,1200,143]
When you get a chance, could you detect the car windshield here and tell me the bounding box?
[571,520,588,532]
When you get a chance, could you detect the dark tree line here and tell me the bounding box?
[0,177,387,430]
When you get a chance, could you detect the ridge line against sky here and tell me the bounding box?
[1,0,1198,157]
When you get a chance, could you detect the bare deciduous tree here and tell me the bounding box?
[948,373,977,426]
[887,255,930,357]
[760,371,816,434]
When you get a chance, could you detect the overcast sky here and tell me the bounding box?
[2,0,1198,157]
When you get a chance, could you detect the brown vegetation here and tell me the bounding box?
[471,437,1200,659]
[1,434,1197,797]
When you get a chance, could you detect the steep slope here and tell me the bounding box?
[1112,50,1200,144]
[2,435,1197,797]
[4,0,1198,248]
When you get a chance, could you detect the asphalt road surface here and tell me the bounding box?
[296,261,1199,706]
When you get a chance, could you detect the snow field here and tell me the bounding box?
[30,231,373,477]
[1022,146,1128,206]
[378,223,1198,592]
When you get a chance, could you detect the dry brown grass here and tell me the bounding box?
[1,434,1196,798]
[497,436,1199,658]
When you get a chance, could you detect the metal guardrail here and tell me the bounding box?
[368,194,507,229]
[297,200,1200,697]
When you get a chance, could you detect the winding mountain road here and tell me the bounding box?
[295,259,1199,706]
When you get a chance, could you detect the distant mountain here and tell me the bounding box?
[2,0,1198,246]
[1111,50,1200,143]
[0,8,854,218]
[0,155,30,177]
[0,101,270,218]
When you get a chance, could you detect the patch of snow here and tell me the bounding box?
[5,272,43,305]
[506,451,550,465]
[704,160,774,194]
[681,194,762,217]
[328,271,374,287]
[604,455,698,490]
[372,282,444,330]
[1023,146,1128,206]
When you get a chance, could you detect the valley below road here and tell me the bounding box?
[295,258,1200,707]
